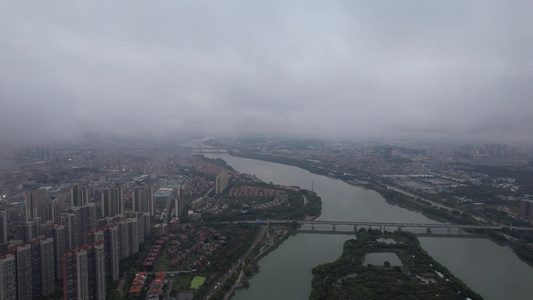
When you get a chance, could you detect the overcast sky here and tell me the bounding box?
[1,1,532,145]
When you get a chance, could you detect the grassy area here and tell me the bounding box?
[190,276,206,289]
[172,274,193,294]
[153,247,173,271]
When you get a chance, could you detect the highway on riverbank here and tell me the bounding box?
[204,225,267,300]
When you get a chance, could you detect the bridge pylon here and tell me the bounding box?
[332,224,336,231]
[426,227,432,233]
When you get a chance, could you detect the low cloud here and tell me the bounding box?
[1,1,532,145]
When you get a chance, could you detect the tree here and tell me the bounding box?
[393,266,402,272]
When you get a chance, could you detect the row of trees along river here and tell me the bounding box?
[205,153,533,300]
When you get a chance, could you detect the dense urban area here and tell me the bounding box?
[0,137,533,299]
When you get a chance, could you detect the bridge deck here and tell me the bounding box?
[253,219,533,231]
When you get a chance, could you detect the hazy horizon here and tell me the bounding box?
[2,1,533,146]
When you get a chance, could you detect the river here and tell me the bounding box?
[205,153,533,300]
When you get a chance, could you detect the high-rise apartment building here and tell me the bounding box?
[71,185,90,207]
[21,237,56,299]
[26,188,47,221]
[521,199,533,219]
[34,216,42,238]
[77,204,98,235]
[62,204,98,250]
[83,224,121,282]
[132,186,154,216]
[119,218,138,260]
[53,224,67,281]
[101,187,124,217]
[0,212,8,244]
[17,217,41,244]
[62,213,77,250]
[103,224,120,281]
[83,229,104,246]
[40,237,55,297]
[216,171,229,194]
[16,244,32,300]
[136,213,145,244]
[46,199,61,223]
[0,254,16,300]
[63,241,106,300]
[30,239,43,298]
[126,212,145,244]
[62,246,77,300]
[142,212,151,236]
[175,185,185,218]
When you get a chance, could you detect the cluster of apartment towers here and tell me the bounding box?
[0,184,155,300]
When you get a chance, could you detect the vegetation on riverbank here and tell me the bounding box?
[370,184,533,265]
[200,188,321,222]
[370,184,478,225]
[229,150,330,176]
[486,230,533,267]
[226,150,476,225]
[310,229,482,300]
[251,224,296,260]
[193,154,235,171]
[231,224,297,297]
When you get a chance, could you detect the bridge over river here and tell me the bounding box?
[190,147,228,153]
[241,219,533,233]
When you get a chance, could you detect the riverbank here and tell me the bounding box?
[223,151,533,265]
[205,151,533,300]
[225,151,475,225]
[228,151,330,176]
[253,225,296,260]
[229,226,296,296]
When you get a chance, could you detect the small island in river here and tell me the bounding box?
[310,229,483,300]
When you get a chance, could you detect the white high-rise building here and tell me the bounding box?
[216,171,229,194]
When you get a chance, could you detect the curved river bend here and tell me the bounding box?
[205,153,533,300]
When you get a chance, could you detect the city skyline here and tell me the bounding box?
[0,136,533,298]
[1,1,533,145]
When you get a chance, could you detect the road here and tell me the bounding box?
[203,225,267,300]
[222,270,245,300]
[383,184,491,224]
[165,277,174,300]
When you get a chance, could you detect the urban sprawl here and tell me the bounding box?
[0,137,533,299]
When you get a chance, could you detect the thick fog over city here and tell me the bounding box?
[4,3,533,299]
[1,1,533,145]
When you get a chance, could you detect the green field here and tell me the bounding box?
[190,276,206,289]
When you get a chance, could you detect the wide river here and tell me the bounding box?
[205,153,533,300]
